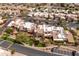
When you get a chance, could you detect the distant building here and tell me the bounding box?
[23,22,36,33]
[65,30,75,43]
[52,27,66,41]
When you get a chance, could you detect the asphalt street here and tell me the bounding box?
[0,40,64,56]
[9,43,53,56]
[0,19,12,35]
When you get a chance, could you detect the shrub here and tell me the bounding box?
[5,27,13,34]
[37,43,46,47]
[11,49,16,55]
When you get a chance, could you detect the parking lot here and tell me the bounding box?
[51,47,79,56]
[0,40,13,49]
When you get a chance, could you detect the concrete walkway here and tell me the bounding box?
[0,47,26,56]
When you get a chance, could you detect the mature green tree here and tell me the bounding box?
[5,27,13,34]
[1,33,9,40]
[16,32,27,43]
[16,32,34,45]
[1,33,16,43]
[28,39,34,46]
[16,32,46,47]
[37,42,46,47]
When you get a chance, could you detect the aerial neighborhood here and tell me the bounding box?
[0,3,79,56]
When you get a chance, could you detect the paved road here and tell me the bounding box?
[0,37,79,56]
[9,43,53,56]
[0,40,64,56]
[52,48,72,56]
[67,22,79,29]
[0,38,78,56]
[75,52,79,56]
[0,18,12,35]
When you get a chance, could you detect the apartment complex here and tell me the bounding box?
[7,18,74,43]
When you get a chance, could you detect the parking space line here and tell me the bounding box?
[7,42,13,49]
[0,40,5,45]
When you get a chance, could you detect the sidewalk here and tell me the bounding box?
[23,43,57,53]
[0,47,26,56]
